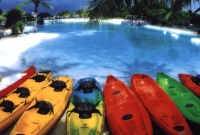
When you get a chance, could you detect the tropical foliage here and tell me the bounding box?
[4,8,26,35]
[17,0,53,32]
[38,12,51,18]
[55,10,85,18]
[194,7,200,13]
[55,10,74,18]
[86,0,199,19]
[25,13,35,22]
[10,20,25,35]
[85,0,200,30]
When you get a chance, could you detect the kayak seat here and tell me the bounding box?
[49,80,66,92]
[186,104,200,117]
[112,90,130,103]
[75,80,100,93]
[12,87,30,98]
[122,114,133,120]
[0,100,15,113]
[38,71,51,74]
[191,77,200,86]
[30,74,46,82]
[185,103,194,108]
[27,101,53,115]
[173,125,184,131]
[67,101,102,119]
[166,86,178,97]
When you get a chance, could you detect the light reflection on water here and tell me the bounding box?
[0,21,200,86]
[0,19,200,135]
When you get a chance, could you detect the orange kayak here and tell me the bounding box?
[103,75,152,135]
[0,65,36,99]
[0,71,52,132]
[131,74,192,135]
[178,74,200,97]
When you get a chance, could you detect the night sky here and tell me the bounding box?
[0,0,89,15]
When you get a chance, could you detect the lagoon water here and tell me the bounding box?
[1,19,200,134]
[1,19,200,85]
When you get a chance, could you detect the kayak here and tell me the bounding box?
[156,72,200,124]
[10,76,73,135]
[103,75,152,135]
[0,65,36,99]
[66,77,105,135]
[131,74,192,135]
[178,74,200,97]
[0,71,52,132]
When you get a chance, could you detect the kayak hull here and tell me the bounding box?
[0,71,52,132]
[0,65,36,99]
[66,77,105,135]
[131,74,192,135]
[10,76,73,135]
[103,75,152,135]
[156,72,200,124]
[178,74,200,97]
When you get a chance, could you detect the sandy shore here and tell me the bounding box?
[0,33,59,68]
[144,25,198,35]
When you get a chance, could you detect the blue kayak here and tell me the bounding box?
[66,77,105,135]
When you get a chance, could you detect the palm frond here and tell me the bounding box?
[41,2,54,9]
[17,0,32,8]
[194,7,200,14]
[87,0,133,20]
[165,11,172,21]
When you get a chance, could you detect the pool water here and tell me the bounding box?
[1,19,200,134]
[20,21,200,85]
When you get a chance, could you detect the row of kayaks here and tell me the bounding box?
[1,65,200,134]
[0,66,104,135]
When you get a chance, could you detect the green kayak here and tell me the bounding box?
[156,72,200,124]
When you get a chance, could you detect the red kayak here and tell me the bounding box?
[178,74,200,97]
[131,74,192,135]
[0,65,36,99]
[103,75,152,135]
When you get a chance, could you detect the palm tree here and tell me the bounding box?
[86,0,199,21]
[194,7,200,13]
[17,0,53,33]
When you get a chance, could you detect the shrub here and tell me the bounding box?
[4,8,25,35]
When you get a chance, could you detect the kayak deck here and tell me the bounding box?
[131,74,192,135]
[103,75,152,135]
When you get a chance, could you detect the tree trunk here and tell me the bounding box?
[34,3,38,33]
[34,14,37,33]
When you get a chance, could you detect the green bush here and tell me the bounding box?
[10,20,24,35]
[4,8,25,35]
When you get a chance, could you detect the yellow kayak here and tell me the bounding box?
[10,76,73,135]
[0,71,52,132]
[0,65,37,99]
